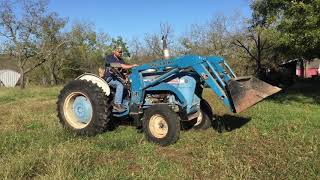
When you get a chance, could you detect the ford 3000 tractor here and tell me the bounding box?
[57,55,281,146]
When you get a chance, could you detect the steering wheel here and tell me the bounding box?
[110,67,130,88]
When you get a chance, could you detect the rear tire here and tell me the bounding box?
[143,105,180,146]
[57,80,112,136]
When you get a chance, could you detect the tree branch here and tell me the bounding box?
[233,39,258,62]
[24,40,67,74]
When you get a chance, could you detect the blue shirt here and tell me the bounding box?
[105,54,125,79]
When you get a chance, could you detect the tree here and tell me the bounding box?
[180,14,246,57]
[179,14,253,75]
[0,0,66,88]
[38,12,67,85]
[232,26,276,74]
[110,36,130,60]
[56,22,113,81]
[63,22,98,78]
[251,0,320,60]
[180,23,208,55]
[129,36,164,64]
[145,22,174,59]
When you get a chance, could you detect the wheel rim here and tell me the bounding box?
[194,111,203,126]
[63,92,93,129]
[149,114,168,138]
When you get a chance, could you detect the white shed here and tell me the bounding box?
[0,69,20,87]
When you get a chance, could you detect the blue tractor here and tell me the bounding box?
[57,55,281,146]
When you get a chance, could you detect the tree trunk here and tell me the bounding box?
[300,59,304,78]
[19,68,25,89]
[50,66,59,85]
[50,71,54,86]
[256,58,262,74]
[256,32,262,74]
[42,77,47,86]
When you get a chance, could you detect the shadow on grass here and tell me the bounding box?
[269,78,320,105]
[103,117,140,133]
[212,114,251,133]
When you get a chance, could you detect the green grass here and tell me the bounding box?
[0,81,319,179]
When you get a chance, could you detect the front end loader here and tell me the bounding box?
[57,55,281,146]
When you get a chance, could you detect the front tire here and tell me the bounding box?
[193,99,214,130]
[143,105,180,146]
[193,110,211,130]
[57,80,112,136]
[181,99,214,130]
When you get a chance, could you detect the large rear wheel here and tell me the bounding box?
[57,80,112,136]
[143,105,180,146]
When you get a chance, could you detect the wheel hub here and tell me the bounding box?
[63,92,93,129]
[73,96,92,123]
[149,114,168,138]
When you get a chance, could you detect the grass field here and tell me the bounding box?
[0,79,319,179]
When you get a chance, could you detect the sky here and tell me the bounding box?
[49,0,252,40]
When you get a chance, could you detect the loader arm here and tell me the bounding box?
[130,55,281,113]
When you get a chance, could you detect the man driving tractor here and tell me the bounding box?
[104,46,137,112]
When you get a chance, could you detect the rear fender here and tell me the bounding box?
[76,73,111,96]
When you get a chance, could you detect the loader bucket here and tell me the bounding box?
[227,76,281,113]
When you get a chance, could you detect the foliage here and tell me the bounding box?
[1,0,319,85]
[28,22,131,85]
[45,22,110,83]
[179,14,255,75]
[233,25,281,73]
[111,36,130,59]
[63,22,102,79]
[0,0,67,88]
[251,0,320,60]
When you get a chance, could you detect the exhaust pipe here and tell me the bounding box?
[163,48,170,59]
[162,35,170,59]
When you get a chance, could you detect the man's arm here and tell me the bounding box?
[110,63,138,69]
[120,64,138,69]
